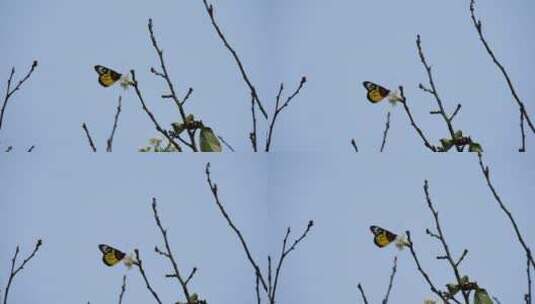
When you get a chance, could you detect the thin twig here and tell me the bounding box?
[3,240,43,304]
[148,19,197,151]
[519,110,526,152]
[134,249,163,304]
[417,35,461,151]
[201,0,268,119]
[265,77,307,151]
[82,123,97,152]
[271,221,314,300]
[477,153,535,269]
[0,61,38,133]
[118,275,127,304]
[26,145,35,152]
[399,87,437,151]
[151,198,193,302]
[5,146,12,152]
[217,135,235,152]
[107,96,122,152]
[130,70,182,152]
[249,93,258,151]
[256,274,261,304]
[380,111,391,152]
[351,139,359,152]
[470,0,535,134]
[406,231,450,303]
[357,283,369,304]
[382,256,398,304]
[205,163,269,294]
[423,181,470,303]
[527,251,532,304]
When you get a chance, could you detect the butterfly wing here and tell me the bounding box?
[370,225,397,248]
[98,244,126,266]
[363,81,390,103]
[95,65,122,87]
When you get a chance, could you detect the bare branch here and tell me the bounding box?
[130,70,182,152]
[271,221,314,300]
[205,163,269,294]
[357,283,369,304]
[151,198,193,302]
[201,0,268,119]
[399,87,437,151]
[477,153,534,269]
[0,61,38,133]
[148,19,198,151]
[382,256,398,304]
[423,180,470,303]
[519,110,526,152]
[406,231,451,303]
[3,239,43,304]
[351,139,359,152]
[526,251,532,304]
[417,35,461,151]
[265,77,307,151]
[82,123,97,152]
[380,111,392,152]
[118,275,127,304]
[217,135,235,152]
[107,96,122,152]
[470,0,535,135]
[133,249,163,304]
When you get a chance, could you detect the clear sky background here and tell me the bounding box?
[0,0,534,152]
[0,153,534,303]
[1,0,535,303]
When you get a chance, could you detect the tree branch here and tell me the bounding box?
[399,87,437,151]
[357,283,369,304]
[148,19,198,151]
[133,249,163,304]
[382,256,398,304]
[265,77,307,151]
[417,35,461,151]
[201,0,268,119]
[406,231,451,303]
[380,111,392,152]
[118,275,127,304]
[151,198,194,302]
[470,0,535,135]
[0,61,38,134]
[477,153,534,270]
[423,180,470,303]
[130,70,182,152]
[3,239,43,304]
[107,96,122,152]
[351,139,359,152]
[82,123,97,152]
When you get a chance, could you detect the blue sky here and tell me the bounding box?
[0,0,534,152]
[1,0,534,303]
[0,153,534,303]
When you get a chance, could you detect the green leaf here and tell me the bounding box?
[200,127,222,152]
[446,283,460,296]
[474,289,493,304]
[440,138,453,151]
[469,142,483,152]
[172,122,185,135]
[454,130,464,140]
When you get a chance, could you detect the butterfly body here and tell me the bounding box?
[370,225,398,248]
[98,244,126,266]
[95,65,122,87]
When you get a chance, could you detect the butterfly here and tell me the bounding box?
[362,81,393,103]
[94,65,122,87]
[370,225,398,248]
[98,244,126,267]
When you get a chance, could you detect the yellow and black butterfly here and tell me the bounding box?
[98,244,126,267]
[362,81,392,103]
[94,65,122,87]
[370,225,398,248]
